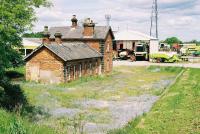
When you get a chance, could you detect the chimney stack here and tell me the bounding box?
[71,15,78,28]
[42,26,51,44]
[83,18,95,37]
[54,31,62,44]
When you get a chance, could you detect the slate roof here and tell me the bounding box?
[24,42,102,62]
[49,26,114,40]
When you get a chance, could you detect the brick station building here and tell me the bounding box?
[24,15,114,83]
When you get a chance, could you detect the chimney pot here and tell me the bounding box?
[71,15,78,28]
[42,26,51,44]
[83,18,95,37]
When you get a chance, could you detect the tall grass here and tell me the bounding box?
[0,109,55,134]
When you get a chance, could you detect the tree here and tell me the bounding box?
[187,40,200,45]
[164,37,182,46]
[0,0,51,81]
[23,32,43,38]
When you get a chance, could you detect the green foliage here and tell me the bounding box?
[23,32,43,38]
[109,68,200,134]
[0,109,55,134]
[0,0,50,81]
[185,40,200,45]
[164,37,182,46]
[9,118,27,134]
[5,66,25,81]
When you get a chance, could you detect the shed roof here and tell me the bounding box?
[22,38,41,46]
[24,42,102,62]
[49,26,114,40]
[114,30,157,41]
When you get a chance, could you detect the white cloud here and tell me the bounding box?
[33,0,200,41]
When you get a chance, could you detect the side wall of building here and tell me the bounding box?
[65,58,101,82]
[104,33,113,73]
[26,47,64,84]
[85,33,113,74]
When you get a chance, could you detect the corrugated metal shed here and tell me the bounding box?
[115,30,157,41]
[22,38,42,49]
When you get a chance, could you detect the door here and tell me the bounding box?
[30,63,40,82]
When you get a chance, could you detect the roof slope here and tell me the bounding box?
[49,26,114,40]
[24,42,102,62]
[114,30,157,41]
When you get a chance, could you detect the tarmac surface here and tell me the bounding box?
[113,60,200,68]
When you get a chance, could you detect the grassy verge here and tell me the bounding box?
[108,68,200,134]
[0,109,55,134]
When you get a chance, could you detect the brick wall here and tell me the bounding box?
[26,47,64,84]
[83,27,94,37]
[65,58,101,82]
[26,47,102,83]
[104,34,113,73]
[85,33,113,74]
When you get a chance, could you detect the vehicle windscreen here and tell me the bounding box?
[136,46,144,52]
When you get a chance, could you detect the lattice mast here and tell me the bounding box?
[105,14,111,27]
[150,0,158,38]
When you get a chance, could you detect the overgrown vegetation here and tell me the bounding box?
[8,66,179,133]
[0,66,185,133]
[109,68,200,134]
[0,109,55,134]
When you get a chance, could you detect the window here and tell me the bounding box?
[136,45,145,52]
[89,62,92,75]
[120,44,123,50]
[73,65,76,80]
[79,63,82,77]
[95,60,98,74]
[132,42,135,50]
[67,65,71,81]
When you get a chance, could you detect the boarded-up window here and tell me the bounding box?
[79,63,82,77]
[89,62,92,75]
[73,65,76,80]
[67,65,71,81]
[95,60,98,74]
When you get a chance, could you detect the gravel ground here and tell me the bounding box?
[50,95,158,134]
[83,95,159,134]
[113,61,200,68]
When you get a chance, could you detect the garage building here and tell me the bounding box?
[113,30,159,61]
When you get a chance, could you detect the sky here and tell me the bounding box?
[34,0,200,41]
